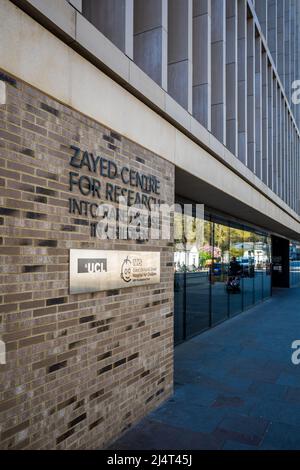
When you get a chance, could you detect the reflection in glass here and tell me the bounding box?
[241,230,254,309]
[290,241,300,287]
[211,223,230,325]
[174,210,185,344]
[173,203,273,344]
[254,233,264,303]
[262,235,272,299]
[173,209,211,343]
[185,219,211,337]
[229,227,244,316]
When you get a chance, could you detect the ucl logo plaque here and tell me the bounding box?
[70,249,160,294]
[77,258,107,273]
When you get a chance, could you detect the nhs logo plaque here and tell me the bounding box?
[69,249,160,294]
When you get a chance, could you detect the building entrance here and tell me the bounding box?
[174,204,272,345]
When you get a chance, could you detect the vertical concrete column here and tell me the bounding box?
[279,91,283,199]
[296,137,298,213]
[268,0,278,65]
[134,0,167,89]
[255,32,262,179]
[290,0,296,116]
[298,138,300,214]
[290,122,292,209]
[268,65,274,190]
[296,1,300,129]
[298,137,299,214]
[277,89,283,197]
[286,112,289,206]
[284,0,291,102]
[296,136,299,213]
[293,129,296,210]
[277,0,285,88]
[286,112,290,206]
[281,96,285,201]
[296,132,298,211]
[273,78,278,194]
[125,0,134,58]
[237,0,248,164]
[295,132,298,211]
[193,0,211,130]
[292,129,294,209]
[262,50,269,185]
[211,0,226,144]
[0,82,6,106]
[287,113,291,206]
[287,116,292,206]
[293,129,296,211]
[291,0,296,82]
[255,0,268,39]
[226,0,238,155]
[295,135,300,215]
[292,126,294,209]
[168,0,193,112]
[282,101,286,202]
[247,13,256,173]
[82,0,134,58]
[292,122,295,209]
[293,129,300,213]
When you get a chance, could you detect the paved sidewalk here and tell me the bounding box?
[109,288,300,450]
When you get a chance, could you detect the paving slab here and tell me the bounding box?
[109,287,300,450]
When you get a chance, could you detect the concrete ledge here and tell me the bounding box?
[165,93,192,132]
[11,0,76,42]
[129,61,165,110]
[75,12,130,83]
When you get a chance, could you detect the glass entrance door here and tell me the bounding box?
[173,201,272,345]
[174,207,211,344]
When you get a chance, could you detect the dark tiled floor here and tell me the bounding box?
[109,288,300,450]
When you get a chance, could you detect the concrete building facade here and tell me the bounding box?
[0,0,300,449]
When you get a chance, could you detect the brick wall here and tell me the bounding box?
[0,72,174,449]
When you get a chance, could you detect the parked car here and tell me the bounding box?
[238,257,254,277]
[211,262,229,282]
[212,263,223,276]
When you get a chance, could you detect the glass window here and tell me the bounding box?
[211,222,230,325]
[290,241,300,287]
[262,235,272,299]
[185,218,211,338]
[242,229,255,309]
[229,227,244,316]
[254,233,264,304]
[174,210,185,344]
[173,207,211,343]
[173,200,273,345]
